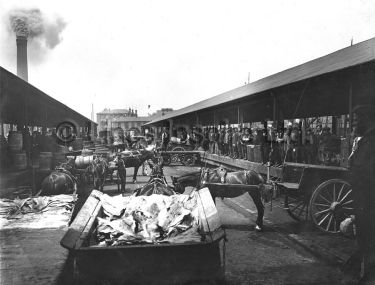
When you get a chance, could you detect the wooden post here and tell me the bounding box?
[348,83,353,144]
[168,119,173,138]
[237,106,240,126]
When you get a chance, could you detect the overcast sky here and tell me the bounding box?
[0,0,374,120]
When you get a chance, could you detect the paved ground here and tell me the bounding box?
[0,164,359,284]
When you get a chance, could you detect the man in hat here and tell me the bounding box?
[161,128,170,150]
[345,104,375,282]
[115,154,126,194]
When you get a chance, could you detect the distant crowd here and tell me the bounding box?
[159,123,342,166]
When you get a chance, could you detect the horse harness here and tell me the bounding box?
[55,167,78,184]
[202,167,228,185]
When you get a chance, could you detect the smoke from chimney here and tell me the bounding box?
[7,8,66,76]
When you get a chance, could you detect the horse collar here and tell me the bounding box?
[218,167,227,184]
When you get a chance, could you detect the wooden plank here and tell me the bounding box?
[75,202,102,249]
[275,182,300,190]
[161,151,202,154]
[60,190,103,250]
[284,162,348,171]
[201,152,283,178]
[204,183,261,190]
[196,188,222,234]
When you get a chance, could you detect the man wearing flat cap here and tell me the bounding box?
[345,104,375,282]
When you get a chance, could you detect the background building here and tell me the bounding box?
[97,107,173,136]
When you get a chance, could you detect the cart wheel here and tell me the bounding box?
[171,146,185,164]
[309,179,353,234]
[161,154,171,166]
[284,190,309,222]
[181,154,196,166]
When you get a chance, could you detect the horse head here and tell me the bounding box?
[170,176,182,193]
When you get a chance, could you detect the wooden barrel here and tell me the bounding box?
[12,152,27,170]
[39,152,53,170]
[95,151,110,159]
[53,152,67,168]
[72,138,83,150]
[75,155,94,169]
[8,131,23,152]
[247,145,255,162]
[82,148,94,156]
[253,145,262,163]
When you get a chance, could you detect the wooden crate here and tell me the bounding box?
[61,189,226,285]
[253,145,262,163]
[247,145,255,162]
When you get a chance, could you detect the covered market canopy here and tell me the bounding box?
[145,37,375,126]
[0,66,96,129]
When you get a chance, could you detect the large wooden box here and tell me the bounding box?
[60,189,226,285]
[247,145,255,162]
[253,145,262,163]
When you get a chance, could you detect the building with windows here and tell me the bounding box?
[97,107,173,136]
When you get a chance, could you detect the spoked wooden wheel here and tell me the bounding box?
[309,179,353,234]
[284,191,309,221]
[161,154,171,166]
[171,146,185,164]
[181,154,195,166]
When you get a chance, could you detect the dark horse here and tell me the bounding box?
[120,147,156,183]
[172,166,265,230]
[38,159,78,196]
[84,156,109,191]
[134,160,175,196]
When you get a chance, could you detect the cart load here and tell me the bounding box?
[0,194,76,229]
[95,192,202,246]
[60,189,226,284]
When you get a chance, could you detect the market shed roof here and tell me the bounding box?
[0,67,96,127]
[145,37,375,125]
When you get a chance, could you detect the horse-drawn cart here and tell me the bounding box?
[160,150,201,166]
[160,141,199,166]
[275,162,353,234]
[60,189,226,285]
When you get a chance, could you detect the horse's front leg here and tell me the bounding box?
[248,188,265,231]
[133,165,139,183]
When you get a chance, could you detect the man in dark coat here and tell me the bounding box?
[115,154,126,194]
[346,105,375,283]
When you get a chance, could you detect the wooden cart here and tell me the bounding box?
[275,162,353,234]
[60,189,226,285]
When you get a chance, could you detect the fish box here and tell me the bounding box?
[60,189,226,285]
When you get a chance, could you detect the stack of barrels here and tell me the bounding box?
[8,131,27,170]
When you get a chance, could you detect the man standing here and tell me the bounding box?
[115,154,126,194]
[347,105,375,283]
[161,128,169,150]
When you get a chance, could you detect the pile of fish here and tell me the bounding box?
[0,194,76,229]
[95,193,202,246]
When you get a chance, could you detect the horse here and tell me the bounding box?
[84,156,109,191]
[38,159,78,196]
[134,160,175,196]
[172,166,266,231]
[120,146,156,183]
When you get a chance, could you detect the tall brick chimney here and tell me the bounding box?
[16,35,28,81]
